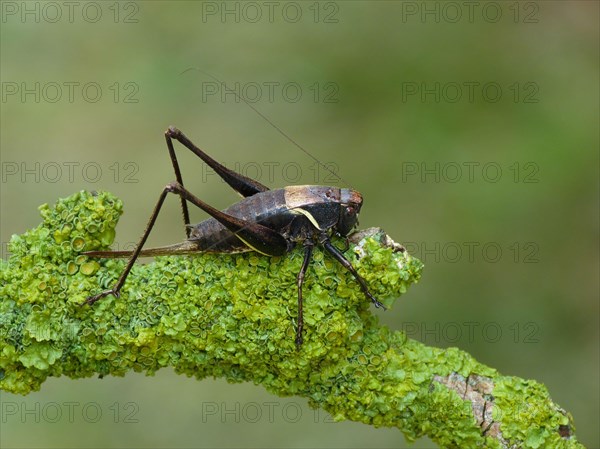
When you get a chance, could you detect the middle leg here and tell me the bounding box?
[295,241,314,347]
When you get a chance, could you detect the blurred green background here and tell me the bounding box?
[1,1,598,448]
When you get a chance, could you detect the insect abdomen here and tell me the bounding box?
[188,189,291,253]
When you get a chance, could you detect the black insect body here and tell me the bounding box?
[84,126,384,346]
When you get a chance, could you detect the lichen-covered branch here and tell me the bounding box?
[0,191,584,449]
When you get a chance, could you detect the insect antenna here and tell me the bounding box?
[179,68,353,189]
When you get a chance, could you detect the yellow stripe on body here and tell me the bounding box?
[292,207,323,231]
[234,233,273,256]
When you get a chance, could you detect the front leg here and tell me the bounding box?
[320,234,385,310]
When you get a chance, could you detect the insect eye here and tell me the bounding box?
[346,205,356,215]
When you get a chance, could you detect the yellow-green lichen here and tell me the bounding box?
[493,377,576,449]
[0,191,585,449]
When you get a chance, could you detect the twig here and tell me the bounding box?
[0,191,584,449]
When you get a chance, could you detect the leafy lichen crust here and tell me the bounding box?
[0,191,584,449]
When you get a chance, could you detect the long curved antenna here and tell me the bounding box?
[179,67,353,188]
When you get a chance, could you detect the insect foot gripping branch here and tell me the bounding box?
[0,191,585,449]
